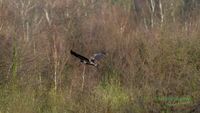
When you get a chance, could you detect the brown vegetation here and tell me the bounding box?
[0,0,200,113]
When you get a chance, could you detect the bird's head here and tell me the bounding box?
[89,59,98,66]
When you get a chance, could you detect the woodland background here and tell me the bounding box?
[0,0,200,113]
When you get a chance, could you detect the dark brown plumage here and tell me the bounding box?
[70,50,105,67]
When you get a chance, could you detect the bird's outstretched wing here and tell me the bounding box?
[91,52,106,61]
[70,50,90,62]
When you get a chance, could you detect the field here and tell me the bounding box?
[0,0,200,113]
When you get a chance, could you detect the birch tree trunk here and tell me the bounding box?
[53,35,58,91]
[149,0,155,28]
[158,0,164,24]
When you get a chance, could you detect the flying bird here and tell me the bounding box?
[70,50,105,67]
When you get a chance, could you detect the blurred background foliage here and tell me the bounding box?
[0,0,200,113]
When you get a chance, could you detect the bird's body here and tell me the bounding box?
[70,50,105,67]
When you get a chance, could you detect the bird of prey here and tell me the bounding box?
[70,50,105,67]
